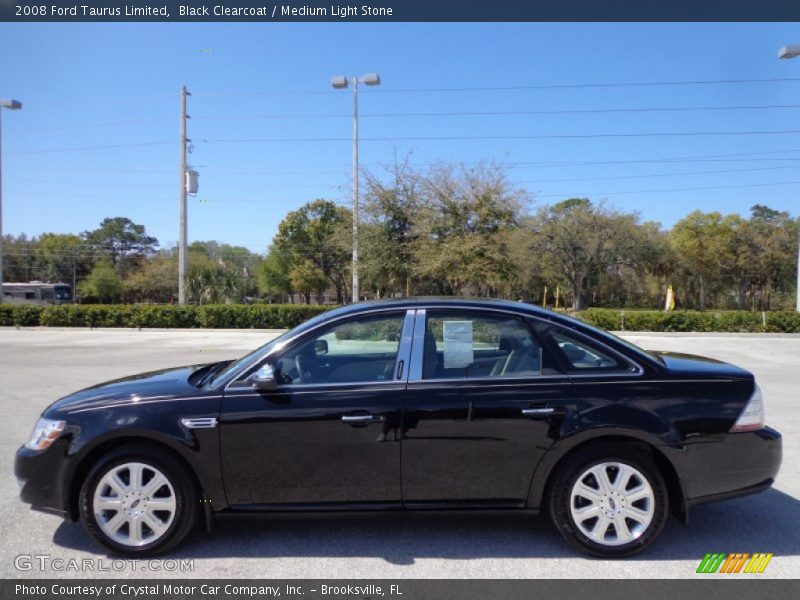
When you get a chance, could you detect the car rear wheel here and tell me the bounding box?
[548,444,668,557]
[79,444,198,556]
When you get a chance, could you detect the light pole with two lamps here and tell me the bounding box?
[778,45,800,312]
[331,73,380,303]
[0,99,23,304]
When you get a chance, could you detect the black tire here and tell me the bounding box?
[78,443,199,557]
[547,443,669,558]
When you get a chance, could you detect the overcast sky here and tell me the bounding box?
[1,22,799,252]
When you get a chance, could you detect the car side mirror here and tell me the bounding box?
[250,363,279,391]
[315,339,328,356]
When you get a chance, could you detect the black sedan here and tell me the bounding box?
[15,298,782,557]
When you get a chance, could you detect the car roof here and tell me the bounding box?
[325,296,547,315]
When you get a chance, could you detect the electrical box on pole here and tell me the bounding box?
[185,169,199,194]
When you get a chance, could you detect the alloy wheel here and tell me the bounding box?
[569,461,655,546]
[92,462,176,547]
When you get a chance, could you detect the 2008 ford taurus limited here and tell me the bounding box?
[15,298,782,557]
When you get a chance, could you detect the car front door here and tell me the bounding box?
[401,308,575,506]
[220,309,414,507]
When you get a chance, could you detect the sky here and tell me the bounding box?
[1,22,799,255]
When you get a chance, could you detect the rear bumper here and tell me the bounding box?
[674,426,782,507]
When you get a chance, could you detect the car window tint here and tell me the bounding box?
[422,312,544,379]
[549,330,627,371]
[275,314,405,385]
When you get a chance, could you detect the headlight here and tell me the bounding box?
[730,385,765,433]
[24,418,66,451]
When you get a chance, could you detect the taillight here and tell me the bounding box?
[730,385,765,433]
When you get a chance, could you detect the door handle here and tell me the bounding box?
[341,414,375,424]
[521,407,554,416]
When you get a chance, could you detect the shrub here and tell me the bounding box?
[2,303,797,333]
[576,308,800,333]
[0,304,44,326]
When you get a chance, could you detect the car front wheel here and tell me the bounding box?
[548,444,668,557]
[78,444,198,556]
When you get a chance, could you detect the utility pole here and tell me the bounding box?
[178,86,189,305]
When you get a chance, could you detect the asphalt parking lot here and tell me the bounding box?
[1,328,798,579]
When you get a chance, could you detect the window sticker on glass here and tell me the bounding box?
[443,320,474,368]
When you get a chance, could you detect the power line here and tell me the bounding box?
[7,118,174,134]
[4,141,173,156]
[9,164,797,190]
[193,77,800,97]
[193,104,800,121]
[205,129,800,143]
[518,165,798,184]
[534,179,800,199]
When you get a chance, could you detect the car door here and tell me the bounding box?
[219,309,414,507]
[401,308,575,506]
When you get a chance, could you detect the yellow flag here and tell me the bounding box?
[665,285,676,311]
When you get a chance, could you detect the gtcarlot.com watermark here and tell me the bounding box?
[14,554,194,573]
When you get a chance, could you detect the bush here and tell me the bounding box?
[577,308,800,333]
[2,303,797,333]
[35,303,332,329]
[0,304,44,326]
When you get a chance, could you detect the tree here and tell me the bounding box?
[411,163,525,296]
[531,199,641,310]
[258,247,294,302]
[360,158,421,297]
[35,233,93,289]
[79,260,124,303]
[186,258,242,305]
[125,252,178,303]
[290,259,329,304]
[83,217,158,277]
[272,199,352,303]
[671,211,737,310]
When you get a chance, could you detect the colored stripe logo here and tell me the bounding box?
[696,553,773,574]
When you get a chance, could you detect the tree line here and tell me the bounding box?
[2,161,798,310]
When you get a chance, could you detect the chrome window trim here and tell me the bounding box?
[407,375,572,387]
[408,307,560,383]
[393,309,416,382]
[222,307,415,392]
[226,380,406,396]
[408,308,427,381]
[543,323,645,377]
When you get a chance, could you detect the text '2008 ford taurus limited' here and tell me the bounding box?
[15,298,782,557]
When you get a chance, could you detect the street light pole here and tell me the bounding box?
[352,77,359,305]
[331,73,380,303]
[0,99,23,305]
[779,45,800,312]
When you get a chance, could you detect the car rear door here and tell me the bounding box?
[400,308,575,506]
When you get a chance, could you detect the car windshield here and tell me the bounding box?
[207,307,343,385]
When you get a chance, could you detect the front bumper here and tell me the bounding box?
[14,439,73,519]
[674,426,782,508]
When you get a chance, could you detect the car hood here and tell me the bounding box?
[654,351,753,380]
[45,362,223,415]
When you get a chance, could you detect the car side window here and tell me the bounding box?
[548,329,630,372]
[421,311,547,380]
[273,313,405,385]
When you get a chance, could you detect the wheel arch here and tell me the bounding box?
[66,435,209,522]
[530,433,688,523]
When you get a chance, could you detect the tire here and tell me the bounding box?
[548,443,669,558]
[78,443,199,557]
